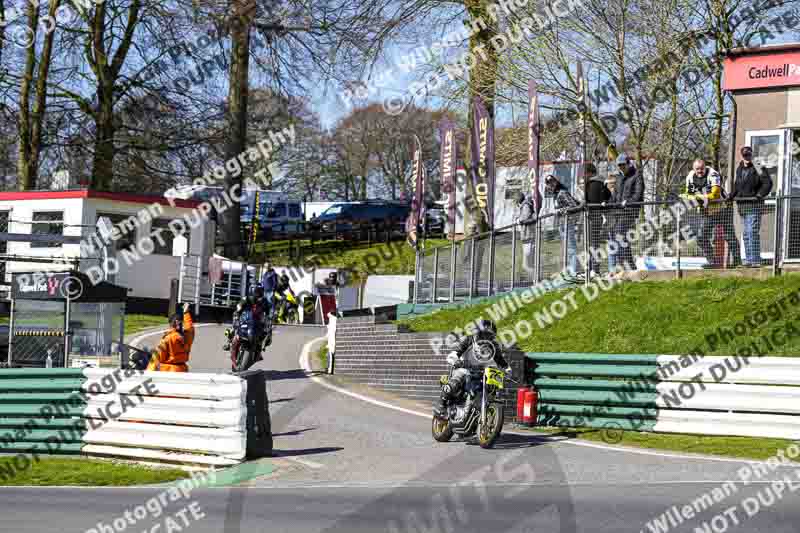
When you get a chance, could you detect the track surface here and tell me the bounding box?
[2,324,799,533]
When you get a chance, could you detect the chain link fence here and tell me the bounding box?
[414,197,790,303]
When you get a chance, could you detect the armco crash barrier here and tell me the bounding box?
[0,368,272,467]
[529,353,800,439]
[0,368,87,454]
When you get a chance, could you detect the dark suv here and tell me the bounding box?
[312,201,411,239]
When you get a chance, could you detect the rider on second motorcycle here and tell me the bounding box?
[433,319,511,418]
[274,274,296,322]
[223,284,272,355]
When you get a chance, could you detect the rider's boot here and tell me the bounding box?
[433,392,449,418]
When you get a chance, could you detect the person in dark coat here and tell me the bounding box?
[613,153,644,272]
[729,146,773,267]
[584,163,612,276]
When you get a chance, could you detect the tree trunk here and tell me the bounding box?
[91,81,116,190]
[464,0,497,233]
[219,7,252,259]
[17,0,60,190]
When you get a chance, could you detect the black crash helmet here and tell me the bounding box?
[478,319,497,335]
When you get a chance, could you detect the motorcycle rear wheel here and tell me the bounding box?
[432,416,454,442]
[286,308,299,324]
[478,404,504,449]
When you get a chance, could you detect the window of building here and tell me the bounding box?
[31,211,64,248]
[150,219,190,255]
[96,212,137,251]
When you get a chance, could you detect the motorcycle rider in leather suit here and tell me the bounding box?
[434,320,511,418]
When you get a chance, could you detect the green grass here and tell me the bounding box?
[316,343,329,371]
[0,314,164,336]
[529,427,797,461]
[400,274,800,459]
[0,457,189,486]
[124,314,168,337]
[401,274,800,356]
[254,238,451,280]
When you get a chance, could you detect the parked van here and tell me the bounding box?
[241,190,304,235]
[166,185,304,236]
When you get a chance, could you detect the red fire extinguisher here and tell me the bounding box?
[517,387,538,425]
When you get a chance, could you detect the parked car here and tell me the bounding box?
[311,201,411,240]
[424,205,446,236]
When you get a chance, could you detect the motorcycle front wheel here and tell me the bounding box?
[286,308,299,324]
[432,416,454,442]
[478,403,504,449]
[234,344,255,373]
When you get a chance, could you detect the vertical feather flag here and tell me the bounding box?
[470,96,495,229]
[528,80,542,214]
[439,119,457,239]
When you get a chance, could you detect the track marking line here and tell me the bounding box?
[299,336,799,468]
[282,457,325,470]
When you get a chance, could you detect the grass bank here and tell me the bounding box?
[0,457,189,486]
[401,274,800,356]
[254,238,450,280]
[401,274,800,459]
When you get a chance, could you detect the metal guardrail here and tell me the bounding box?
[415,197,796,303]
[527,352,800,439]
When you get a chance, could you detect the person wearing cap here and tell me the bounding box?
[584,163,611,276]
[545,174,580,275]
[730,146,773,267]
[613,153,644,272]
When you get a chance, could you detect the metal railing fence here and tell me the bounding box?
[414,196,794,303]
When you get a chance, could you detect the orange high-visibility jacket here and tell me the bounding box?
[147,311,194,372]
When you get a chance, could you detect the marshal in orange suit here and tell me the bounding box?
[147,303,195,372]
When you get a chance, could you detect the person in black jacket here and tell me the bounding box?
[434,320,510,418]
[584,163,612,276]
[613,153,645,272]
[730,146,773,267]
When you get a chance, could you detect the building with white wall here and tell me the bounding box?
[0,190,210,311]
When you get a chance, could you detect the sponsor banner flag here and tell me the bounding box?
[470,95,494,228]
[439,119,457,237]
[528,80,542,213]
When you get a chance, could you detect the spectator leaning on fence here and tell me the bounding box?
[515,191,537,277]
[613,153,645,274]
[585,163,612,277]
[684,159,741,269]
[730,146,773,267]
[545,174,580,276]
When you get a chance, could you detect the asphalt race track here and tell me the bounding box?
[2,324,799,533]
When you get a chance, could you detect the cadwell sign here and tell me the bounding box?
[723,50,800,90]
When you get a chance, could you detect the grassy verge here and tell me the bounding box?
[315,343,329,371]
[527,426,797,461]
[254,238,451,280]
[0,457,189,486]
[125,314,168,337]
[401,274,800,356]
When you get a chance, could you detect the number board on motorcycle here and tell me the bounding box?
[485,367,505,388]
